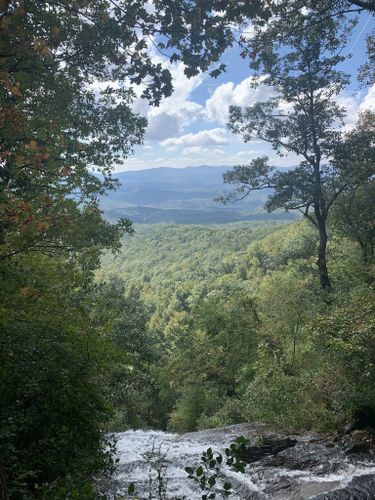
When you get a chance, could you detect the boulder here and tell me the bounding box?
[344,442,372,455]
[243,437,297,463]
[314,474,375,499]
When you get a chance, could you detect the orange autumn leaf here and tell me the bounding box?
[0,151,11,161]
[26,140,39,151]
[1,78,23,97]
[52,26,61,38]
[0,107,25,130]
[33,39,51,57]
[36,152,50,161]
[0,0,10,12]
[20,286,41,299]
[36,221,50,231]
[18,201,31,211]
[60,166,72,176]
[14,6,25,16]
[24,214,34,223]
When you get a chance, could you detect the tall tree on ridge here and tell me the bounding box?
[218,11,374,289]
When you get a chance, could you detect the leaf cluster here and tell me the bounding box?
[185,438,248,499]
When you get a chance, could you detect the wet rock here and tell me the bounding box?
[105,424,375,499]
[266,476,292,493]
[244,437,297,463]
[288,480,342,499]
[313,474,375,499]
[262,442,343,475]
[342,421,358,434]
[345,441,372,455]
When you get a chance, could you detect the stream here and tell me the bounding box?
[101,423,375,499]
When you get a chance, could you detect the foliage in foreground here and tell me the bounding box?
[185,438,249,499]
[0,253,155,498]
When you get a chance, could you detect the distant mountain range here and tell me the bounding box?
[100,166,296,224]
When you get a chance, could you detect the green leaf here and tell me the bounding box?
[208,476,216,486]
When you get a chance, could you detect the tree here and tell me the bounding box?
[1,1,144,260]
[329,111,375,283]
[359,29,375,84]
[330,111,375,282]
[0,254,118,498]
[331,180,375,282]
[311,287,375,428]
[218,13,374,289]
[168,279,259,431]
[1,1,374,494]
[257,268,321,373]
[92,277,172,429]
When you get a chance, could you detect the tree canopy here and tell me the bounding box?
[218,8,374,289]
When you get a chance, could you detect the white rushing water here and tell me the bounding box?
[110,427,258,499]
[104,424,375,499]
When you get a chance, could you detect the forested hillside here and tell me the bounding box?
[99,219,375,433]
[1,0,374,498]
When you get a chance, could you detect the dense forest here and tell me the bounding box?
[99,219,375,434]
[0,0,374,498]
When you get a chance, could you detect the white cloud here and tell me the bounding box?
[182,146,208,156]
[115,148,298,171]
[360,84,375,112]
[181,146,225,156]
[213,148,225,155]
[204,77,375,134]
[145,112,181,141]
[146,101,203,141]
[335,91,363,130]
[334,85,375,131]
[205,76,275,124]
[161,128,229,150]
[131,50,205,141]
[204,76,375,132]
[236,149,267,157]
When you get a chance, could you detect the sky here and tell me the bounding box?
[118,12,375,173]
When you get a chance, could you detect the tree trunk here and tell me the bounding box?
[318,221,331,289]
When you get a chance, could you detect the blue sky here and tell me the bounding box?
[118,12,375,172]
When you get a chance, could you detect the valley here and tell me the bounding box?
[100,166,296,224]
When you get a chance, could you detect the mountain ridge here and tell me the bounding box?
[101,165,294,224]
